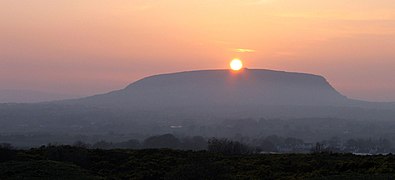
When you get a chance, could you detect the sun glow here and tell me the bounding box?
[230,59,243,71]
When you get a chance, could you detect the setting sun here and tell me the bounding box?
[230,59,243,71]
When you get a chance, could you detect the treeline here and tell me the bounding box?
[101,135,394,154]
[251,135,393,154]
[68,134,304,154]
[60,134,395,154]
[72,134,208,150]
[3,133,393,154]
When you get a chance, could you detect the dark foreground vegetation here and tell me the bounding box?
[1,145,395,179]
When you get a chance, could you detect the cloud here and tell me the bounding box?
[234,48,256,53]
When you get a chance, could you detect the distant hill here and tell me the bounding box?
[54,68,395,118]
[0,89,80,103]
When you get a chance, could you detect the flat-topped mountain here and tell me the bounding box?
[2,69,395,135]
[72,69,349,109]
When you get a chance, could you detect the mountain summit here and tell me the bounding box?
[72,69,348,108]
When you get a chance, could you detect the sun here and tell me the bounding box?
[230,59,243,71]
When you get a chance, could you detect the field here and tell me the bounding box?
[1,146,395,179]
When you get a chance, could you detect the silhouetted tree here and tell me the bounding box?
[180,136,207,150]
[143,134,181,149]
[208,138,253,154]
[258,139,277,152]
[311,143,324,153]
[114,139,141,149]
[92,140,113,149]
[73,141,90,148]
[0,143,15,162]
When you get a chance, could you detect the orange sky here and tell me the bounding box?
[1,0,395,101]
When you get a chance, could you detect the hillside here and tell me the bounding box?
[0,89,79,103]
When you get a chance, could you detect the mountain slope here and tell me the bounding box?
[0,89,79,103]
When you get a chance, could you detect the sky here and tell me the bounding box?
[1,0,395,101]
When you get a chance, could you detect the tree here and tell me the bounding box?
[311,143,324,153]
[208,138,253,154]
[92,140,113,149]
[73,141,90,148]
[180,136,207,150]
[258,139,277,152]
[143,134,181,149]
[0,143,16,162]
[114,139,141,149]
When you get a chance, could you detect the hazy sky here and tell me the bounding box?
[1,0,395,101]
